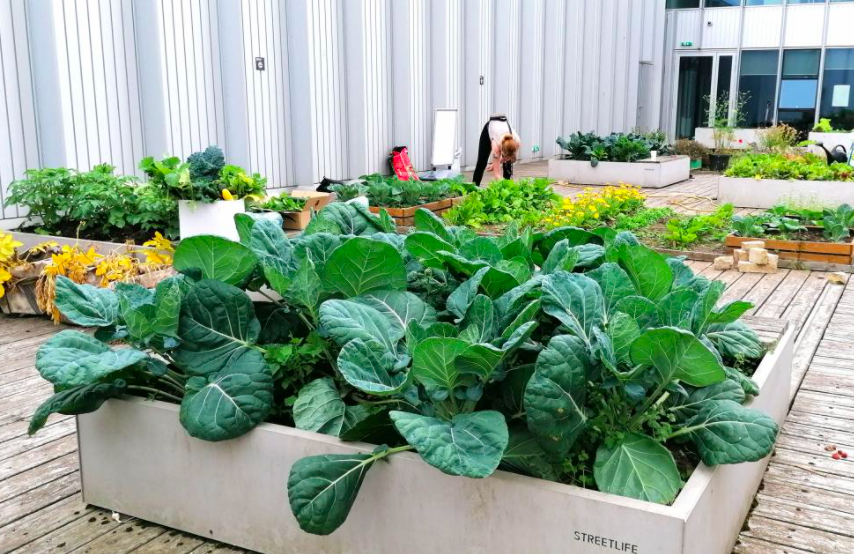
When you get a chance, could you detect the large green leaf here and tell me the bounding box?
[390,410,509,478]
[480,267,521,298]
[524,335,588,457]
[586,263,634,314]
[36,330,148,387]
[681,400,778,465]
[500,426,559,481]
[691,280,725,334]
[437,250,490,276]
[706,321,763,359]
[173,235,258,286]
[608,312,640,366]
[411,337,469,391]
[248,217,292,262]
[284,257,322,312]
[179,351,273,441]
[614,243,672,301]
[541,272,604,344]
[459,237,503,265]
[352,290,437,335]
[293,233,341,269]
[28,379,126,435]
[322,237,406,297]
[630,327,726,387]
[288,452,376,535]
[659,289,700,329]
[318,299,401,353]
[53,276,118,327]
[338,338,409,395]
[413,208,454,243]
[540,239,579,275]
[152,278,182,337]
[404,232,456,269]
[460,295,497,343]
[446,266,490,321]
[669,380,746,420]
[708,301,753,327]
[614,295,660,330]
[593,432,681,504]
[293,378,352,435]
[173,280,261,376]
[537,227,600,256]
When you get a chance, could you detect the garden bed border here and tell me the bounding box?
[718,176,854,210]
[547,156,690,188]
[369,195,464,226]
[76,320,794,554]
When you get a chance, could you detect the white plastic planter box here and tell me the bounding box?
[76,323,794,554]
[178,199,245,241]
[695,128,759,150]
[718,176,854,209]
[808,132,854,157]
[548,156,690,188]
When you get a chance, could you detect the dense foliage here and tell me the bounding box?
[725,152,854,182]
[672,139,708,161]
[732,203,854,243]
[30,201,777,536]
[140,146,266,203]
[256,194,308,213]
[542,185,646,229]
[6,164,177,241]
[443,178,559,229]
[329,174,474,208]
[556,131,672,167]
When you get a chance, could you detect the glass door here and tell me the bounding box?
[674,53,735,140]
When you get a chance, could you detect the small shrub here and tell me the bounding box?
[757,124,799,152]
[673,139,709,160]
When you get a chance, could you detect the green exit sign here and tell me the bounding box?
[680,41,694,47]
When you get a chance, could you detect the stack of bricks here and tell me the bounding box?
[713,240,779,273]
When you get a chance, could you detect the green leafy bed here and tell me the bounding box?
[30,202,776,536]
[725,152,854,182]
[330,174,475,208]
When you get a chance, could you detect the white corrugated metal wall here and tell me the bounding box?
[0,0,666,224]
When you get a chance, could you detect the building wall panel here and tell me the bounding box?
[702,7,741,50]
[783,5,824,48]
[741,6,782,49]
[826,4,854,48]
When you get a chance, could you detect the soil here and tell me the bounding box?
[634,221,730,254]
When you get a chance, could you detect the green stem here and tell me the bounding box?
[258,290,283,305]
[628,380,670,430]
[166,368,187,382]
[157,377,185,395]
[664,424,699,441]
[297,310,316,331]
[160,373,185,390]
[361,398,419,411]
[653,391,671,409]
[128,385,182,403]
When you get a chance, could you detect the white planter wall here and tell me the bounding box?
[548,156,690,188]
[0,0,666,228]
[695,128,760,150]
[719,176,854,209]
[77,323,794,554]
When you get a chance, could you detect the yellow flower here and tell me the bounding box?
[222,189,235,201]
[0,233,23,262]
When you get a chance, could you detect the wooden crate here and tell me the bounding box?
[725,230,854,264]
[369,196,463,227]
[278,191,332,230]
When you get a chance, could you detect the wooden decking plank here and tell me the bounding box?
[0,415,69,445]
[11,509,131,554]
[0,494,94,554]
[0,418,75,462]
[791,282,848,396]
[743,269,794,316]
[739,516,852,553]
[0,434,77,482]
[128,531,206,554]
[0,471,79,527]
[778,272,835,337]
[720,271,763,304]
[65,520,167,553]
[751,495,854,542]
[0,452,77,501]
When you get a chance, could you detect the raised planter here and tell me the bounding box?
[694,127,759,150]
[8,231,141,255]
[725,229,854,264]
[808,131,854,158]
[76,319,794,554]
[368,196,462,226]
[718,176,854,209]
[178,199,245,241]
[547,156,690,188]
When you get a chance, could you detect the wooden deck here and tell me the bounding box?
[2,175,853,552]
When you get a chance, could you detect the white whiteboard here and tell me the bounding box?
[431,109,458,167]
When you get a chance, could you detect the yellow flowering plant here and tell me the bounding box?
[542,184,646,229]
[0,232,24,299]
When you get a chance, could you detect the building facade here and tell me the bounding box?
[662,0,854,140]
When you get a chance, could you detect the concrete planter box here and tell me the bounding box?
[808,131,854,158]
[548,156,690,188]
[8,231,142,255]
[76,320,793,554]
[718,176,854,209]
[695,127,759,150]
[178,199,245,241]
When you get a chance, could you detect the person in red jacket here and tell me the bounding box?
[472,114,521,186]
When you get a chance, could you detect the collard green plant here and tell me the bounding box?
[556,131,671,167]
[29,202,778,537]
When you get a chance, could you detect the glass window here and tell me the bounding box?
[717,56,733,100]
[830,0,854,3]
[705,0,741,6]
[745,0,782,4]
[666,0,701,7]
[820,49,854,130]
[787,0,826,4]
[778,49,820,136]
[739,50,779,127]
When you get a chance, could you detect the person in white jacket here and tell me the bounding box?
[472,114,521,186]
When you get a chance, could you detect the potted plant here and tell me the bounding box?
[140,146,266,241]
[27,203,790,554]
[672,139,709,170]
[705,92,748,172]
[250,190,333,230]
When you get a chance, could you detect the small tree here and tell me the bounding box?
[704,91,749,152]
